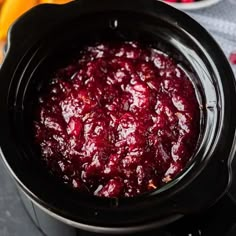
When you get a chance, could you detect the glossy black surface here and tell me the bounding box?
[20,182,236,236]
[0,0,236,234]
[2,155,236,236]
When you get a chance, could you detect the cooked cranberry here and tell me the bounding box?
[33,42,200,198]
[229,52,236,65]
[96,178,124,197]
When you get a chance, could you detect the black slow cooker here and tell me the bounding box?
[0,0,236,234]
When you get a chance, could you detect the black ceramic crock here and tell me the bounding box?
[0,0,236,234]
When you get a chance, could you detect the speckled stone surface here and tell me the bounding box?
[0,1,236,235]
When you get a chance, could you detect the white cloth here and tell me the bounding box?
[186,0,236,75]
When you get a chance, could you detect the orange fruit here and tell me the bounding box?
[0,0,37,40]
[0,0,73,41]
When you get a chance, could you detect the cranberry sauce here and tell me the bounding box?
[33,42,200,198]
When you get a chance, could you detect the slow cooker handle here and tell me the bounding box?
[6,0,156,55]
[178,157,232,214]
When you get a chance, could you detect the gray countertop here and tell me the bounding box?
[0,1,236,235]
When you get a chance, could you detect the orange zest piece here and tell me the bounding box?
[148,180,157,190]
[162,175,172,183]
[0,0,37,40]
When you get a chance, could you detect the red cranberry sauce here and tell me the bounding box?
[34,42,200,198]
